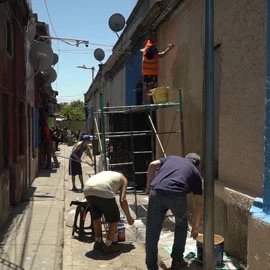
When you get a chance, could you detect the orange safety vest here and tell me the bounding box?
[142,40,158,76]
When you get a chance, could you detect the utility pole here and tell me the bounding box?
[203,0,215,269]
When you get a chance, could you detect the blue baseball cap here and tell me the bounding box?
[82,135,91,141]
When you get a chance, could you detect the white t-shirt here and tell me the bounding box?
[83,171,122,199]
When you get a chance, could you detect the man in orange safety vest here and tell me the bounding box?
[141,30,174,103]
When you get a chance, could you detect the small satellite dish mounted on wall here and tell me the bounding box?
[29,41,53,71]
[108,13,125,38]
[42,67,57,83]
[94,48,105,63]
[52,53,59,66]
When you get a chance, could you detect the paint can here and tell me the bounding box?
[112,230,118,243]
[117,223,125,242]
[196,234,224,266]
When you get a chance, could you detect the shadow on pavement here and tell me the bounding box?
[72,235,94,243]
[85,242,136,260]
[0,258,24,270]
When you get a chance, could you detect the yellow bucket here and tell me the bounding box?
[151,87,169,104]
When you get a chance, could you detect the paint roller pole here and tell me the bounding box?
[100,91,107,170]
[203,0,215,269]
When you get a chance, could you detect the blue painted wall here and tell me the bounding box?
[125,51,143,105]
[250,0,270,219]
[263,0,270,214]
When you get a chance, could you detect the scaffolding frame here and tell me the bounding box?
[93,89,184,219]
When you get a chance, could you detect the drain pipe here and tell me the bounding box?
[263,0,270,214]
[203,0,215,269]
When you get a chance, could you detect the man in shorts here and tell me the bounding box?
[83,171,134,254]
[69,134,93,191]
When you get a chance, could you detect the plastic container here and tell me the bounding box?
[120,215,127,223]
[151,87,169,104]
[117,223,125,242]
[113,231,118,243]
[66,209,75,227]
[196,234,224,266]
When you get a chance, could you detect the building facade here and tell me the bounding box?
[0,0,58,228]
[85,0,269,267]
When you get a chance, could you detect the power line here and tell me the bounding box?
[43,0,58,38]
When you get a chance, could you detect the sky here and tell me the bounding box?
[31,0,138,103]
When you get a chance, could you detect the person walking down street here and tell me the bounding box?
[52,127,61,151]
[69,135,93,192]
[83,171,134,254]
[42,123,53,169]
[50,129,60,168]
[145,154,203,270]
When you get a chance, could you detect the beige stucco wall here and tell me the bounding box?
[215,0,266,196]
[157,0,204,158]
[248,216,270,269]
[157,0,266,196]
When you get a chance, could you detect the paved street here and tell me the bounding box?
[0,144,172,270]
[1,144,240,270]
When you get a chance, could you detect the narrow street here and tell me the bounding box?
[0,144,246,269]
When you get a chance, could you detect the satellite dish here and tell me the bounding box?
[52,53,59,65]
[108,13,125,32]
[42,67,57,83]
[94,48,105,62]
[29,42,53,71]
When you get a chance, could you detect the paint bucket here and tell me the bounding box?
[151,87,169,104]
[117,223,125,242]
[112,231,118,243]
[196,234,224,266]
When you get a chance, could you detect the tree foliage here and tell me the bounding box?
[59,100,85,121]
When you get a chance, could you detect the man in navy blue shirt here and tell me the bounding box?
[145,154,203,270]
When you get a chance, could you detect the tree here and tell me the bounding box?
[59,100,85,121]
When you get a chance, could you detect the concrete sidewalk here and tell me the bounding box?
[0,155,65,269]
